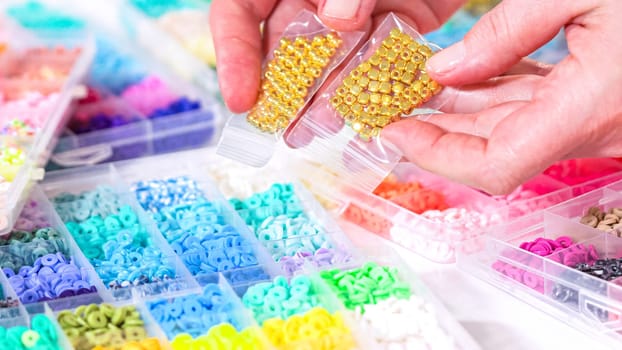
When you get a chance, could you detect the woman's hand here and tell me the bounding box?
[382,0,622,194]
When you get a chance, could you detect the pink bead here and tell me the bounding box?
[120,75,178,115]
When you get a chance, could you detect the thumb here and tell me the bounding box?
[318,0,376,31]
[426,0,586,85]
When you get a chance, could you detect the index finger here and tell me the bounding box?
[210,0,278,113]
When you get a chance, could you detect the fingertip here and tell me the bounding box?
[318,0,375,32]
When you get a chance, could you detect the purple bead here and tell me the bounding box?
[2,268,15,277]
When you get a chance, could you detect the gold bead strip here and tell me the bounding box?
[247,32,342,134]
[330,28,443,141]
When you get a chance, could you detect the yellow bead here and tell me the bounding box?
[377,46,388,57]
[343,94,357,105]
[392,82,406,94]
[390,70,402,80]
[378,59,391,71]
[367,68,380,80]
[359,62,372,73]
[370,93,381,105]
[381,94,392,106]
[383,37,396,48]
[368,80,380,93]
[379,82,392,94]
[367,104,379,115]
[378,71,390,82]
[336,86,348,96]
[331,95,343,107]
[343,76,357,88]
[401,71,415,84]
[390,28,402,39]
[351,103,363,114]
[349,85,362,95]
[358,76,370,88]
[368,54,381,66]
[357,92,370,104]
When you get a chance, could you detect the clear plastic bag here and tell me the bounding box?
[285,13,447,193]
[216,10,364,167]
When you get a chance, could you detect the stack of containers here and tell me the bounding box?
[1,0,223,170]
[49,36,222,168]
[0,17,94,235]
[0,148,481,349]
[458,180,622,348]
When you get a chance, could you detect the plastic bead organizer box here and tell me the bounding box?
[2,0,622,349]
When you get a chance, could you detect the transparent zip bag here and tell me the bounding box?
[216,9,364,167]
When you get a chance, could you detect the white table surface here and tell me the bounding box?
[339,220,606,350]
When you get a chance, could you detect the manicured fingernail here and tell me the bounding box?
[427,41,466,76]
[320,0,361,20]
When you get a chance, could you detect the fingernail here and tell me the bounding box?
[320,0,361,20]
[427,41,466,76]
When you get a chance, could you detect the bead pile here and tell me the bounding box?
[544,159,622,186]
[93,338,164,350]
[247,33,342,133]
[57,304,149,350]
[331,28,442,140]
[353,296,454,350]
[319,263,411,311]
[171,324,265,350]
[230,183,351,274]
[147,284,242,340]
[53,186,177,289]
[4,253,97,304]
[261,307,354,350]
[0,314,61,350]
[132,176,266,284]
[580,206,622,236]
[492,236,598,294]
[241,275,322,325]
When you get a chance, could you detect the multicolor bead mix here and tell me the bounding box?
[331,28,442,140]
[57,304,149,350]
[247,33,342,133]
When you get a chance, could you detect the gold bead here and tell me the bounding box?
[336,104,350,115]
[381,94,392,106]
[420,73,431,84]
[379,71,391,82]
[383,38,396,48]
[390,28,402,39]
[306,66,321,78]
[359,62,372,73]
[392,82,406,94]
[390,70,402,80]
[386,50,399,62]
[410,94,422,107]
[401,72,415,84]
[349,85,362,95]
[405,62,418,74]
[352,121,364,132]
[336,86,349,96]
[300,75,314,87]
[343,76,357,88]
[428,80,442,93]
[400,50,412,61]
[378,59,391,71]
[358,76,370,88]
[367,104,379,115]
[344,94,357,105]
[377,46,388,57]
[412,81,425,94]
[407,42,420,53]
[351,68,363,79]
[368,80,380,93]
[379,82,392,94]
[418,45,433,57]
[400,33,413,43]
[311,36,325,48]
[351,103,363,115]
[395,60,406,70]
[325,32,341,47]
[358,92,370,104]
[369,54,382,66]
[331,95,343,107]
[370,93,382,105]
[368,68,380,80]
